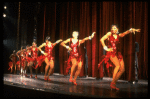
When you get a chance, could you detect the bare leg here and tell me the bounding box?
[70,58,77,81]
[25,65,29,77]
[72,61,82,85]
[74,61,82,81]
[109,55,121,90]
[29,62,33,76]
[44,58,49,77]
[47,60,54,77]
[14,64,16,74]
[35,66,38,78]
[110,56,121,84]
[113,59,125,83]
[10,66,13,73]
[13,62,16,74]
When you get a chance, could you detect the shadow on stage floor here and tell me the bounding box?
[3,73,148,98]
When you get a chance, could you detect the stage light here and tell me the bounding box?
[4,6,7,9]
[3,13,6,17]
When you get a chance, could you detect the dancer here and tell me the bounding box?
[99,25,140,90]
[61,31,95,85]
[23,40,43,78]
[24,45,33,78]
[30,41,40,78]
[38,36,62,81]
[9,50,17,74]
[16,47,26,76]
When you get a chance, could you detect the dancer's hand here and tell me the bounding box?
[91,32,96,38]
[56,39,63,43]
[41,51,47,56]
[104,46,113,52]
[68,47,72,51]
[129,28,141,34]
[59,39,63,42]
[135,29,141,32]
[43,53,48,56]
[107,48,113,52]
[66,46,72,51]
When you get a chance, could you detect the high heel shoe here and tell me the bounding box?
[45,76,51,81]
[47,76,51,81]
[44,75,47,80]
[110,82,119,90]
[72,80,77,85]
[25,74,28,77]
[69,76,73,82]
[30,74,32,78]
[35,75,37,79]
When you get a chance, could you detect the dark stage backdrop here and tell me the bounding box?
[4,2,147,81]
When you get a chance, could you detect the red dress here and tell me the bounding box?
[8,61,12,70]
[45,42,54,60]
[25,49,33,63]
[31,47,38,60]
[98,33,123,73]
[66,38,82,73]
[30,47,39,69]
[15,51,24,70]
[20,52,26,68]
[32,42,54,69]
[31,47,44,69]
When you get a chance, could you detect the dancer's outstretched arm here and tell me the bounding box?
[53,39,62,47]
[119,28,140,37]
[79,32,96,45]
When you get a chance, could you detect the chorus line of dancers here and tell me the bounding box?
[9,25,140,90]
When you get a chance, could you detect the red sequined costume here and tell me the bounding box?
[16,52,21,69]
[44,42,54,60]
[66,38,82,73]
[31,47,38,60]
[20,52,26,68]
[16,51,28,70]
[8,62,12,70]
[25,49,32,63]
[98,33,123,73]
[31,47,41,69]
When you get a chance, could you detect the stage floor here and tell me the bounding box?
[3,73,148,98]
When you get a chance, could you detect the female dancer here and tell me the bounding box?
[61,31,95,85]
[99,25,140,90]
[24,41,43,78]
[9,50,17,74]
[38,36,62,81]
[30,41,40,78]
[24,45,33,78]
[16,47,26,76]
